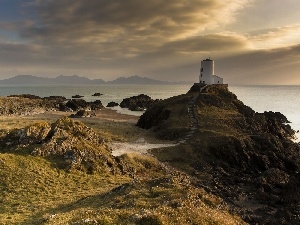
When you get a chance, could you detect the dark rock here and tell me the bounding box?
[43,96,67,102]
[140,85,300,225]
[58,103,72,112]
[120,94,160,111]
[70,110,96,118]
[71,110,87,117]
[90,100,104,110]
[66,99,88,111]
[92,93,103,96]
[71,94,84,98]
[106,102,119,107]
[137,105,171,129]
[62,99,103,112]
[187,83,207,93]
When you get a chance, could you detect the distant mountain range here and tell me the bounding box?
[0,75,191,85]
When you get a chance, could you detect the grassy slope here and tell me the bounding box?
[0,151,246,225]
[0,152,128,225]
[0,114,247,225]
[150,86,249,173]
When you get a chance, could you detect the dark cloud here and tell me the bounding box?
[1,0,300,85]
[162,33,249,53]
[24,0,248,47]
[0,0,248,79]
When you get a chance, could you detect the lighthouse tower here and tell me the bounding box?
[199,58,223,85]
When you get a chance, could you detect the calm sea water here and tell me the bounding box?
[0,84,299,140]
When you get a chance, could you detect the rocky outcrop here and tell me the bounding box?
[43,96,67,102]
[92,93,103,96]
[70,110,96,118]
[71,94,84,98]
[64,99,104,111]
[139,85,300,224]
[0,96,64,115]
[0,117,120,174]
[120,94,160,111]
[106,102,119,107]
[65,99,88,111]
[8,94,41,99]
[136,105,171,129]
[90,100,104,110]
[0,95,104,115]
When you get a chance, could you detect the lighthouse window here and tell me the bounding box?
[201,68,203,72]
[201,74,202,77]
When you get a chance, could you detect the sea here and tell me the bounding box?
[0,84,299,141]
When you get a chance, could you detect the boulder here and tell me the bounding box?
[70,110,96,118]
[71,94,84,98]
[92,93,103,96]
[90,100,104,110]
[120,94,160,111]
[58,103,72,112]
[137,105,171,129]
[43,96,67,102]
[66,99,88,111]
[106,102,119,107]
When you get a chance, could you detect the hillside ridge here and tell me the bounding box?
[0,75,191,85]
[137,84,300,224]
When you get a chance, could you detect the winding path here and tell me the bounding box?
[110,85,207,156]
[177,85,207,144]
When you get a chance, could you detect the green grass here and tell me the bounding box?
[0,91,249,224]
[0,150,246,225]
[0,152,129,225]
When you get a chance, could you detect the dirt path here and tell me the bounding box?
[109,138,177,156]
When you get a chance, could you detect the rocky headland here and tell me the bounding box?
[0,85,299,224]
[137,84,300,224]
[0,93,160,116]
[120,94,160,111]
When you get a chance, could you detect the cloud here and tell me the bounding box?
[24,0,250,50]
[0,0,253,79]
[2,0,300,85]
[249,24,300,49]
[217,44,300,85]
[162,32,250,54]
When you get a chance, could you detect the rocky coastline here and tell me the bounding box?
[0,93,160,117]
[0,86,299,224]
[137,84,300,224]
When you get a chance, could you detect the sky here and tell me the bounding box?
[0,0,300,85]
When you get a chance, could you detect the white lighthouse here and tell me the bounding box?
[199,58,223,85]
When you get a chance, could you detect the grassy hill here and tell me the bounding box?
[137,85,300,224]
[0,116,246,224]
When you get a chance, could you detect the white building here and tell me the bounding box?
[199,58,223,85]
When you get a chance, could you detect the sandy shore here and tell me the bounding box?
[110,140,177,156]
[0,108,176,155]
